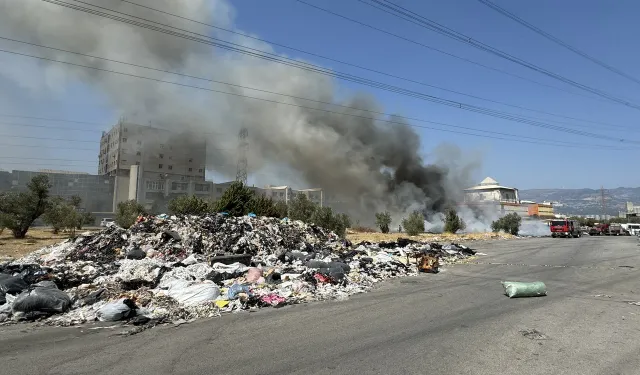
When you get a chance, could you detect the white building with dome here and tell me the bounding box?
[463,177,519,203]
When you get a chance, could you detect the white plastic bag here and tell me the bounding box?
[165,280,220,306]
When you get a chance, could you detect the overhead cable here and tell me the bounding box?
[356,0,640,110]
[1,46,637,149]
[27,1,640,143]
[477,0,640,86]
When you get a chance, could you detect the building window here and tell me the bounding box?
[124,128,128,132]
[158,164,163,169]
[159,153,164,159]
[168,156,172,160]
[135,161,140,166]
[188,158,193,163]
[188,168,193,172]
[122,138,127,143]
[136,151,141,156]
[145,180,164,191]
[168,165,173,170]
[195,184,203,192]
[137,140,142,146]
[198,169,203,173]
[121,159,127,163]
[160,144,165,149]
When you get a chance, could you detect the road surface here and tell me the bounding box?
[2,236,640,374]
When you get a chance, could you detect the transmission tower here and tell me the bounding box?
[235,127,248,185]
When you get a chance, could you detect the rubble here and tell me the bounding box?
[0,214,479,330]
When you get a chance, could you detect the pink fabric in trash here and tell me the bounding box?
[261,294,286,306]
[246,267,263,283]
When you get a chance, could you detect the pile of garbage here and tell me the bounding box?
[0,214,476,329]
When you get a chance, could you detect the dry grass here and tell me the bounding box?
[346,230,513,243]
[0,228,93,260]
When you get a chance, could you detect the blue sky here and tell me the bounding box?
[1,0,639,189]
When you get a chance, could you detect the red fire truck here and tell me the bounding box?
[550,219,582,238]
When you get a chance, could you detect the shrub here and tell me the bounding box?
[491,213,522,235]
[212,181,254,216]
[0,174,51,238]
[168,195,211,216]
[402,211,425,236]
[444,207,465,233]
[375,211,392,233]
[116,200,146,228]
[288,193,316,222]
[247,194,286,218]
[311,206,350,238]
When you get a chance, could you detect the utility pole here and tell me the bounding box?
[601,186,606,220]
[235,127,248,185]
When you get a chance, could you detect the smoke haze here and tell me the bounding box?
[0,0,481,220]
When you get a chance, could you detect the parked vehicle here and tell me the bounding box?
[621,223,640,236]
[588,226,601,236]
[608,223,625,236]
[100,218,115,227]
[550,219,581,238]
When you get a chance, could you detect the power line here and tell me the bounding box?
[357,0,640,110]
[3,38,636,140]
[0,121,102,132]
[0,143,96,151]
[292,0,607,105]
[0,156,98,163]
[3,36,634,134]
[18,2,640,143]
[0,133,97,143]
[114,2,627,131]
[1,47,637,150]
[477,0,640,86]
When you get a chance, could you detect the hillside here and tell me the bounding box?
[519,187,640,216]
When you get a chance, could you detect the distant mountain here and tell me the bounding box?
[519,187,640,216]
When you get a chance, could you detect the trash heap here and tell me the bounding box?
[0,214,476,328]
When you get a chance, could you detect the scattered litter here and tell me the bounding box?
[593,294,612,298]
[520,329,548,340]
[0,214,480,329]
[502,281,547,298]
[628,302,640,306]
[96,298,137,322]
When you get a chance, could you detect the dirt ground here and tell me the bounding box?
[0,228,77,260]
[345,231,513,243]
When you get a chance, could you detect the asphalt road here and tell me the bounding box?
[3,236,640,375]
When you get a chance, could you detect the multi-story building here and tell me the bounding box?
[0,169,114,214]
[99,121,207,210]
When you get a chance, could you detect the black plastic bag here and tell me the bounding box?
[12,286,71,314]
[126,247,147,260]
[0,276,28,295]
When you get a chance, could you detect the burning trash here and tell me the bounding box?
[0,214,478,329]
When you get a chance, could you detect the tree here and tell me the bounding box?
[42,197,71,234]
[310,206,350,238]
[444,207,465,233]
[212,181,254,216]
[116,200,146,228]
[78,212,95,229]
[402,211,425,236]
[168,195,211,216]
[289,193,316,222]
[491,213,522,235]
[274,200,289,219]
[0,174,51,238]
[334,213,351,238]
[375,211,392,233]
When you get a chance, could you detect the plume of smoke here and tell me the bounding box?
[0,0,480,221]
